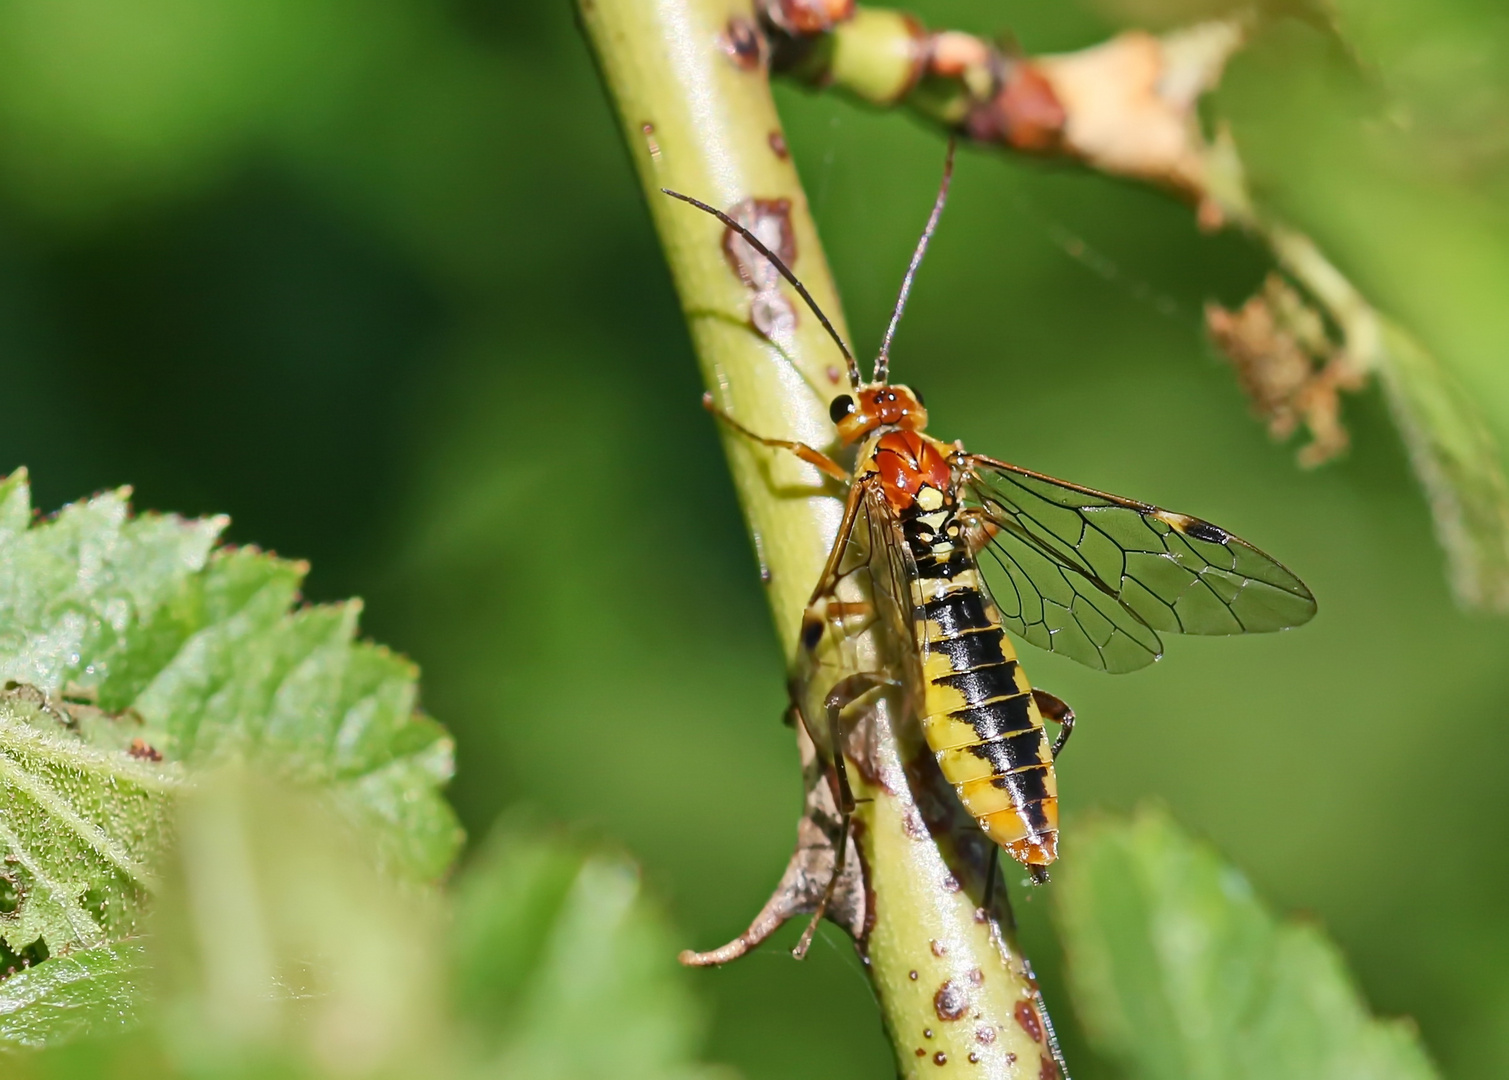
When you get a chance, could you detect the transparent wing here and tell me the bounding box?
[962,454,1317,674]
[862,480,923,669]
[799,478,924,715]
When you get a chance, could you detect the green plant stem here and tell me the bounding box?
[578,1,1067,1075]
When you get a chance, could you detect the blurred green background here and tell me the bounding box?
[2,1,1507,1077]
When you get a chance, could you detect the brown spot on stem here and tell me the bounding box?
[930,939,947,957]
[1039,1054,1061,1079]
[924,1029,934,1039]
[640,122,661,160]
[942,873,962,892]
[915,1048,927,1057]
[720,16,768,70]
[769,131,790,159]
[967,968,984,987]
[975,1026,996,1045]
[1197,195,1225,232]
[968,1052,980,1064]
[934,979,969,1021]
[721,198,798,344]
[909,969,919,981]
[989,62,1066,153]
[933,1051,948,1066]
[762,0,854,35]
[1014,1000,1043,1042]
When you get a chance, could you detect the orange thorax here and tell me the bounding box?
[872,431,952,516]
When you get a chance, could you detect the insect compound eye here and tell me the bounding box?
[829,394,856,423]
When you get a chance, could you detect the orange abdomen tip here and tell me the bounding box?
[1005,833,1058,867]
[980,800,1059,866]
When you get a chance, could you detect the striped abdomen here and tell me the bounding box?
[869,429,1059,867]
[915,567,1058,866]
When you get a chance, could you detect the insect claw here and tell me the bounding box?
[681,706,866,967]
[792,910,825,960]
[1032,688,1076,758]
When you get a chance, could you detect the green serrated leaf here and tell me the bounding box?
[0,471,462,1040]
[0,940,148,1049]
[0,688,180,954]
[1055,807,1440,1080]
[0,485,223,699]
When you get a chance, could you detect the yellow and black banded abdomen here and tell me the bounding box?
[917,575,1059,866]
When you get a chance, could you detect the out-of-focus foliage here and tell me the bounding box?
[5,772,730,1080]
[0,685,178,956]
[1,1,1507,1078]
[0,470,460,988]
[452,820,734,1080]
[1057,808,1439,1080]
[0,0,414,216]
[146,770,447,1079]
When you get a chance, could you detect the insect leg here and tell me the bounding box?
[702,393,849,483]
[1032,688,1076,759]
[983,849,1028,937]
[982,845,1001,913]
[806,477,872,609]
[956,506,1000,555]
[791,671,889,960]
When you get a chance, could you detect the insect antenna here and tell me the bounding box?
[873,139,955,385]
[662,189,860,388]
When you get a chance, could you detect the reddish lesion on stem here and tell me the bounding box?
[757,3,1249,211]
